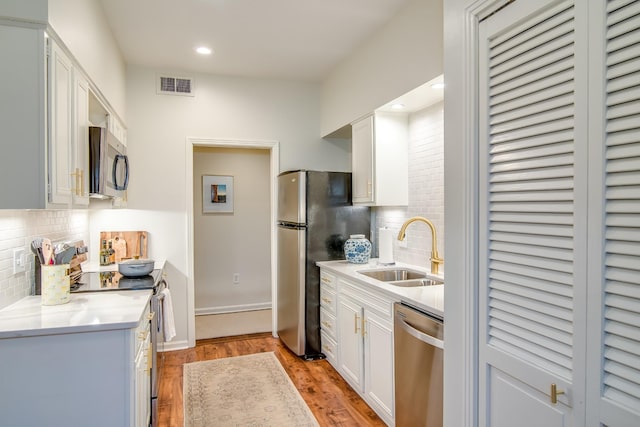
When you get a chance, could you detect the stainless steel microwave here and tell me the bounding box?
[89,126,129,199]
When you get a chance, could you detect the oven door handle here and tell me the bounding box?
[156,293,165,334]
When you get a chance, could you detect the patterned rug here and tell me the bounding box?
[183,352,319,427]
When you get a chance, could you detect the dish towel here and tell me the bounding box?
[161,287,176,342]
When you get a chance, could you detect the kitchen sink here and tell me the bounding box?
[388,278,443,287]
[358,268,427,282]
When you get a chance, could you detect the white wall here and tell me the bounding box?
[125,65,350,215]
[375,101,444,269]
[320,0,443,136]
[48,0,127,120]
[193,147,271,314]
[0,210,89,310]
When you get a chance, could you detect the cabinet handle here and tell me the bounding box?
[321,297,332,304]
[367,181,372,196]
[321,320,332,329]
[362,318,367,338]
[79,169,84,196]
[354,313,360,334]
[146,342,153,375]
[147,312,155,321]
[138,330,149,341]
[550,383,565,404]
[71,169,79,195]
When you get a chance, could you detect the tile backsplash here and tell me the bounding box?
[375,101,444,271]
[0,210,89,309]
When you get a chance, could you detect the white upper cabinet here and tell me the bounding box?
[0,24,47,208]
[0,21,124,209]
[475,0,640,426]
[73,70,90,207]
[48,38,91,208]
[351,112,408,206]
[48,39,74,206]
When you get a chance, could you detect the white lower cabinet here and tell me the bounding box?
[320,269,395,426]
[0,303,151,426]
[135,322,151,427]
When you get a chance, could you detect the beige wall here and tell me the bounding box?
[193,147,271,313]
[320,0,443,136]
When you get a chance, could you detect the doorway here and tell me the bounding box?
[185,138,279,347]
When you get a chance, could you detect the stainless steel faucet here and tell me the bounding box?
[397,216,444,275]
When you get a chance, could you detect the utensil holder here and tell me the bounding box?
[41,264,70,305]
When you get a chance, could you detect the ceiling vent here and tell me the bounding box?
[157,74,194,96]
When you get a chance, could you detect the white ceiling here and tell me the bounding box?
[98,0,411,83]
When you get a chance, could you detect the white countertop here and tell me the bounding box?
[316,259,444,318]
[0,290,152,339]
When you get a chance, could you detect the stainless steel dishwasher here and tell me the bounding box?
[394,302,444,427]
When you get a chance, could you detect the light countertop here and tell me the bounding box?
[0,290,152,339]
[316,259,444,319]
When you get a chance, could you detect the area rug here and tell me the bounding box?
[183,352,319,427]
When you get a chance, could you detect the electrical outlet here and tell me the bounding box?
[13,248,26,274]
[233,273,240,284]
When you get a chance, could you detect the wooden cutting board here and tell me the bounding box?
[100,231,148,262]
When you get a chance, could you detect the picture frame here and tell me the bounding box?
[202,175,234,213]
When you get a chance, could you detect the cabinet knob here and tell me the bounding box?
[550,383,565,404]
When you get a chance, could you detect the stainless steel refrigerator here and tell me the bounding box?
[277,170,370,358]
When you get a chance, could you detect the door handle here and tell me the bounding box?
[550,383,565,404]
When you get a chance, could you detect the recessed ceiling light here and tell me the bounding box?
[391,103,405,110]
[431,82,445,89]
[196,46,212,55]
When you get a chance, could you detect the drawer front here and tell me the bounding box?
[321,330,338,368]
[320,270,336,290]
[320,307,337,340]
[320,286,337,315]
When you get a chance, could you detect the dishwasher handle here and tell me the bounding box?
[396,314,444,350]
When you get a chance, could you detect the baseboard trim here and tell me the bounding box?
[160,339,189,352]
[195,302,272,316]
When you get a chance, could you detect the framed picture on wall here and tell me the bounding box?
[203,175,234,213]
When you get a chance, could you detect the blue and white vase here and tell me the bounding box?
[344,234,372,264]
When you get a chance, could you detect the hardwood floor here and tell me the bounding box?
[157,333,386,426]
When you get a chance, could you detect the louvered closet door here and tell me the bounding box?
[587,1,640,425]
[477,1,588,425]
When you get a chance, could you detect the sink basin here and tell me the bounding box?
[388,278,444,287]
[358,268,427,282]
